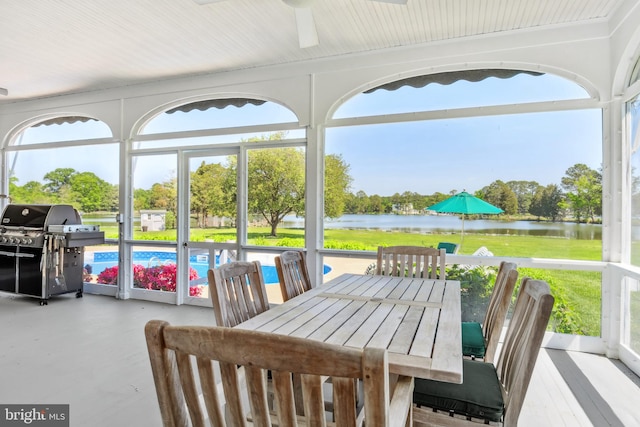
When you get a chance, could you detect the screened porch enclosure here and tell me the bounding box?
[1,1,640,423]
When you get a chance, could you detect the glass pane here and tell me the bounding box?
[141,100,298,134]
[629,278,640,353]
[83,243,119,285]
[189,154,238,242]
[89,245,179,293]
[630,96,640,266]
[8,144,119,210]
[17,119,111,144]
[334,72,590,118]
[324,110,603,260]
[186,247,215,299]
[247,147,305,247]
[515,268,601,337]
[133,154,177,241]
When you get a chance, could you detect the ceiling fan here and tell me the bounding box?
[193,0,408,49]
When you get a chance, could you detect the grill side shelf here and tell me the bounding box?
[61,231,105,248]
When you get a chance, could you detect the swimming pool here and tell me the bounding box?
[86,251,331,285]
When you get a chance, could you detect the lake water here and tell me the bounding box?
[283,214,603,240]
[82,213,604,240]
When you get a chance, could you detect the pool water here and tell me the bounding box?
[86,251,331,285]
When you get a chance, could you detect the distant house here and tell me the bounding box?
[140,210,166,231]
[392,203,421,215]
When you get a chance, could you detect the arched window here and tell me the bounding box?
[7,116,117,212]
[325,69,602,337]
[128,98,306,301]
[6,116,119,289]
[627,54,640,267]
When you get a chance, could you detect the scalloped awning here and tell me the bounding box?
[365,69,543,93]
[33,116,98,127]
[166,98,267,114]
[32,98,268,127]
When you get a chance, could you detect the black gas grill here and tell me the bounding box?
[0,204,105,305]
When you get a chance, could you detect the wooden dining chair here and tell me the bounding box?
[462,261,519,363]
[413,277,554,426]
[207,260,270,327]
[376,245,446,279]
[145,320,414,427]
[275,250,313,302]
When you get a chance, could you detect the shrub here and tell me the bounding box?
[276,237,304,247]
[97,263,202,296]
[446,265,498,323]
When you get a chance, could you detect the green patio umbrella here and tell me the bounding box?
[426,191,503,248]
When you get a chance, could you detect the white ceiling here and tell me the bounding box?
[0,0,626,104]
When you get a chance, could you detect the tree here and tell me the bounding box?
[529,184,564,221]
[134,188,152,211]
[349,190,369,214]
[506,180,539,215]
[325,154,352,218]
[191,161,234,227]
[561,164,602,223]
[230,133,351,236]
[480,180,518,215]
[247,147,305,236]
[369,194,384,213]
[148,178,177,228]
[69,172,116,212]
[9,178,48,204]
[43,168,76,194]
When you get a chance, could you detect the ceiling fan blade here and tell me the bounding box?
[371,0,408,4]
[294,8,318,48]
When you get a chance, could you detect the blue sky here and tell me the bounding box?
[12,72,602,196]
[326,109,602,195]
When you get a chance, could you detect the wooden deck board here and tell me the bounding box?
[1,293,639,427]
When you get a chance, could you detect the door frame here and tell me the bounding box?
[178,148,241,306]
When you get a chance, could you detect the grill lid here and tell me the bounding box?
[1,204,80,228]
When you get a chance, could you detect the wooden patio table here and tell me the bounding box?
[235,273,462,383]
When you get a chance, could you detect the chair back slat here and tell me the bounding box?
[376,246,446,279]
[331,377,358,424]
[145,321,413,427]
[482,261,519,363]
[271,371,297,426]
[275,250,313,302]
[208,261,270,327]
[244,365,271,425]
[196,357,225,426]
[496,278,555,426]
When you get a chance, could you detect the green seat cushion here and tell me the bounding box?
[437,242,458,254]
[461,321,486,358]
[413,359,504,422]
